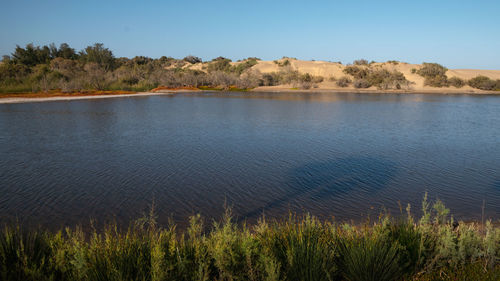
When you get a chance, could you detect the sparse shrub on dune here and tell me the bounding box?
[353,59,369,66]
[448,76,466,88]
[417,63,448,78]
[344,66,412,90]
[336,76,352,87]
[231,58,259,75]
[423,75,449,87]
[183,55,202,64]
[416,63,449,87]
[274,59,290,67]
[207,57,232,73]
[468,75,500,91]
[353,78,371,88]
[343,65,370,79]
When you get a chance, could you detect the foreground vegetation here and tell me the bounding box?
[1,43,500,95]
[1,194,499,281]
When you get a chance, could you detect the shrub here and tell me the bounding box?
[423,75,449,87]
[312,76,324,83]
[183,55,202,64]
[260,73,278,86]
[207,58,232,73]
[273,59,290,67]
[231,58,258,75]
[336,235,402,281]
[0,196,499,281]
[83,63,108,90]
[208,210,261,280]
[258,215,337,281]
[343,65,369,79]
[448,76,466,88]
[336,76,351,87]
[468,75,498,90]
[353,78,371,88]
[0,226,55,281]
[79,43,116,71]
[417,63,448,77]
[386,220,434,276]
[353,59,369,65]
[366,69,391,86]
[416,63,449,87]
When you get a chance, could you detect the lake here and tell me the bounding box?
[0,92,499,229]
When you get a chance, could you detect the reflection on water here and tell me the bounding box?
[0,92,499,229]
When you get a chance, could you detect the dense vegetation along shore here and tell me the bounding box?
[1,194,499,281]
[1,43,500,101]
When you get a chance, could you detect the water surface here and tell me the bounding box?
[0,92,499,228]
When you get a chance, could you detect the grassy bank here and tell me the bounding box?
[1,194,499,281]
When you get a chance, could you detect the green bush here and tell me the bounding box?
[0,226,55,281]
[417,63,448,77]
[231,58,258,75]
[448,76,466,88]
[0,195,499,281]
[416,63,449,87]
[468,75,499,90]
[336,235,402,281]
[260,215,337,281]
[207,58,232,73]
[343,65,369,79]
[423,75,449,87]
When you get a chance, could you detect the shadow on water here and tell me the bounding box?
[242,156,398,220]
[493,180,500,191]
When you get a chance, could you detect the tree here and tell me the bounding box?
[11,43,51,66]
[79,43,116,71]
[56,43,78,59]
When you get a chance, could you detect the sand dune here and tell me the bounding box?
[178,58,500,93]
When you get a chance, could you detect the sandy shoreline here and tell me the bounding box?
[251,87,500,95]
[0,91,180,104]
[1,88,499,104]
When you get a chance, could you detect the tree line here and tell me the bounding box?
[0,43,325,93]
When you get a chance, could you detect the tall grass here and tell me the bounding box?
[0,195,499,280]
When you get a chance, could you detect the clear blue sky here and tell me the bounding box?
[1,0,499,69]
